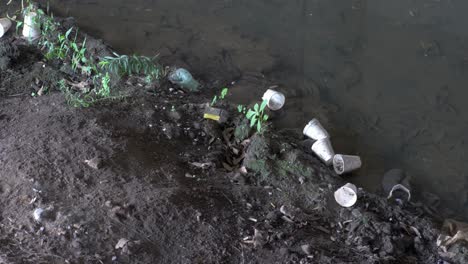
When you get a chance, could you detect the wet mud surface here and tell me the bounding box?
[0,28,463,263]
[31,0,468,220]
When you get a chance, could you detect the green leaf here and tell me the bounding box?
[254,103,259,112]
[65,27,73,39]
[220,88,228,99]
[211,96,217,106]
[246,110,255,119]
[260,99,268,111]
[263,114,269,121]
[250,116,257,127]
[237,105,243,113]
[257,121,262,132]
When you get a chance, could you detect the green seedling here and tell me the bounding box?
[220,87,228,99]
[237,105,246,113]
[99,53,163,81]
[245,100,269,133]
[211,87,229,106]
[96,72,111,98]
[71,36,88,72]
[15,21,23,34]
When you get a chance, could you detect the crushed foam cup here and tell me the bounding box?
[334,183,358,207]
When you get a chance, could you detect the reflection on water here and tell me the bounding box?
[39,0,468,219]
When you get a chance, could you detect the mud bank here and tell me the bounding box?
[0,8,466,264]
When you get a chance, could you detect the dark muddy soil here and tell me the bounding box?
[0,14,464,264]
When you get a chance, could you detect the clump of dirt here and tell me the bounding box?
[0,36,19,70]
[0,14,465,264]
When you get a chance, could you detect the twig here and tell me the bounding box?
[221,192,233,206]
[7,93,25,97]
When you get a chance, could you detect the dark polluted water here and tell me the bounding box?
[43,0,468,220]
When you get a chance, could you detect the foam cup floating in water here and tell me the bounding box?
[23,12,41,39]
[0,18,12,38]
[333,154,362,175]
[262,89,285,111]
[203,106,228,123]
[303,118,329,141]
[334,183,358,207]
[168,68,200,91]
[311,138,335,165]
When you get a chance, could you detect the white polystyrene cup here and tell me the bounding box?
[388,184,411,201]
[303,118,330,140]
[334,183,358,207]
[262,89,285,111]
[333,154,362,175]
[0,18,12,38]
[22,12,41,39]
[311,138,335,165]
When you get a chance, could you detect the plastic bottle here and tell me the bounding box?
[168,68,200,91]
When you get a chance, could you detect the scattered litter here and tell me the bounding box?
[115,238,132,254]
[195,211,202,222]
[334,183,358,207]
[168,68,200,91]
[204,107,229,123]
[84,157,102,170]
[303,118,330,141]
[241,228,267,248]
[311,138,335,165]
[248,217,258,223]
[252,228,266,248]
[387,184,411,203]
[37,86,47,96]
[437,219,468,251]
[115,238,129,250]
[280,205,294,219]
[301,244,312,255]
[33,208,44,222]
[185,173,196,178]
[298,176,306,184]
[382,169,410,195]
[23,11,41,39]
[0,18,12,38]
[410,226,422,238]
[239,166,248,175]
[333,154,362,175]
[29,197,37,204]
[189,162,214,169]
[262,89,285,111]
